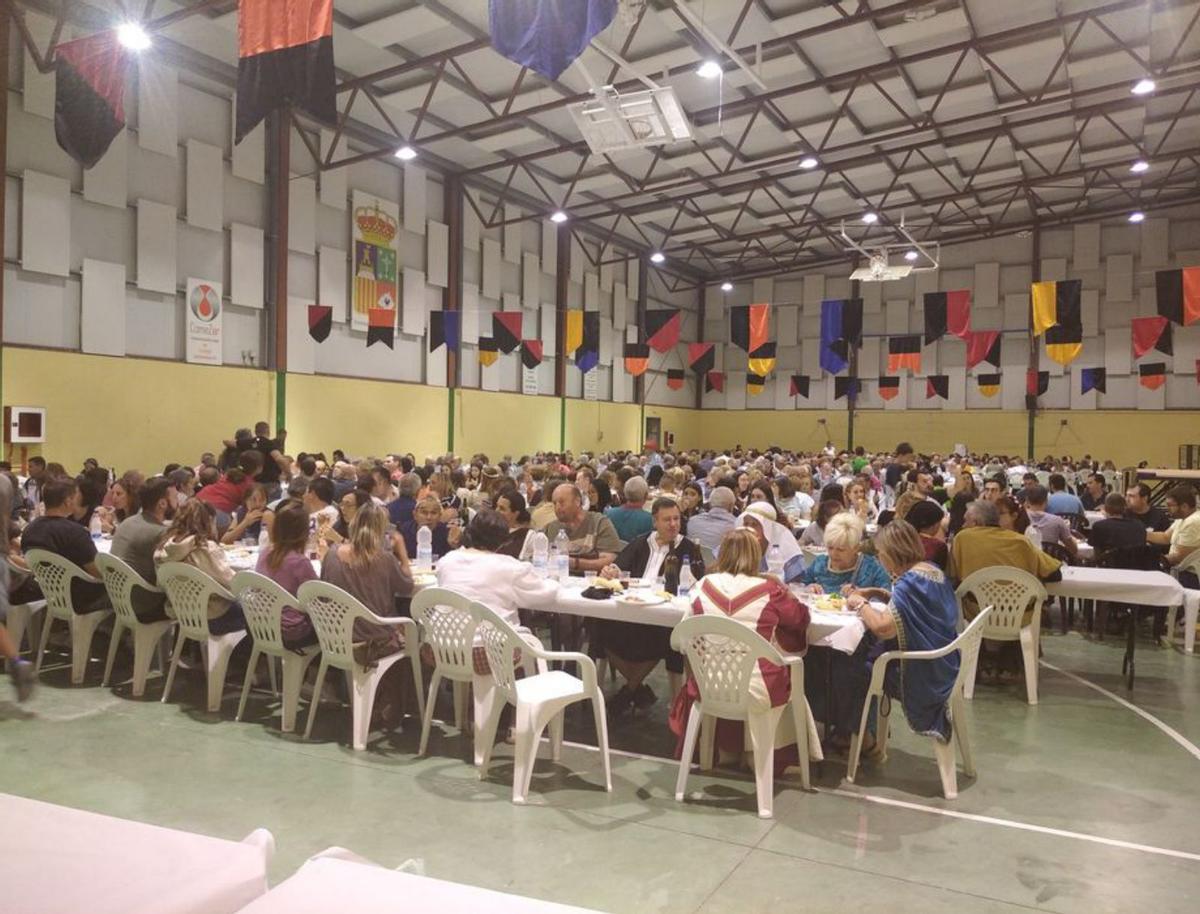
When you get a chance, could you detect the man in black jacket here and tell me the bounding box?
[1088,493,1147,553]
[598,498,706,714]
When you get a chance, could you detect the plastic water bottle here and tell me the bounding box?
[678,563,695,600]
[416,525,434,571]
[89,513,103,541]
[766,543,785,578]
[554,529,571,580]
[531,531,549,577]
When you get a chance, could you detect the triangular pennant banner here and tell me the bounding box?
[1131,315,1171,358]
[965,330,1001,370]
[367,308,395,348]
[705,371,725,393]
[645,309,682,353]
[307,304,333,343]
[926,375,950,400]
[521,339,543,369]
[667,368,686,390]
[789,375,810,398]
[54,31,129,168]
[623,342,650,377]
[1080,366,1106,395]
[687,342,715,375]
[1026,369,1049,397]
[492,311,523,353]
[834,376,859,402]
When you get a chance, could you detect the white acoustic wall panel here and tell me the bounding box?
[800,337,820,374]
[502,291,520,313]
[777,305,799,347]
[626,257,639,294]
[21,171,70,277]
[945,366,966,410]
[726,371,746,411]
[885,299,908,334]
[1140,218,1169,268]
[802,274,825,313]
[136,199,176,293]
[1003,292,1027,330]
[22,12,55,118]
[402,268,426,336]
[1000,336,1026,411]
[1073,223,1100,271]
[1175,325,1200,374]
[859,337,881,378]
[584,272,599,309]
[861,280,882,313]
[403,165,426,234]
[461,283,480,344]
[318,130,347,209]
[1106,254,1133,302]
[83,130,128,209]
[503,205,521,264]
[752,277,774,303]
[463,204,480,252]
[706,285,726,321]
[541,220,557,274]
[81,259,126,357]
[138,59,177,157]
[914,268,939,303]
[287,297,315,374]
[482,238,502,300]
[427,220,449,288]
[186,140,223,232]
[522,253,539,309]
[288,176,316,253]
[540,302,556,357]
[1040,258,1067,282]
[599,317,613,366]
[1104,328,1132,375]
[613,352,630,403]
[570,238,585,285]
[612,281,627,330]
[317,246,347,322]
[974,262,1000,309]
[600,261,613,293]
[230,223,265,309]
[1081,288,1099,337]
[230,93,265,184]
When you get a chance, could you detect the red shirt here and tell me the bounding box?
[196,476,253,514]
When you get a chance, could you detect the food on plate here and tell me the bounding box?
[617,591,666,606]
[812,594,849,613]
[588,576,625,593]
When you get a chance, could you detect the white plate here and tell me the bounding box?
[615,593,669,607]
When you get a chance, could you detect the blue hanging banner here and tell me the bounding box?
[820,300,847,374]
[489,0,618,80]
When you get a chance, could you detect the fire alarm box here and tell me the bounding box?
[4,407,46,444]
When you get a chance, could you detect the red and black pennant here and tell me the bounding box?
[965,330,1001,370]
[492,311,523,354]
[235,0,338,143]
[1156,267,1200,326]
[623,342,650,377]
[645,309,682,353]
[687,342,715,376]
[834,376,859,402]
[878,376,901,401]
[789,375,810,398]
[1131,315,1173,358]
[1026,369,1049,397]
[1138,362,1167,390]
[521,339,543,370]
[366,308,394,348]
[887,335,922,374]
[926,375,950,400]
[729,303,769,353]
[705,371,725,393]
[923,290,971,343]
[667,369,686,391]
[308,304,332,342]
[54,31,129,168]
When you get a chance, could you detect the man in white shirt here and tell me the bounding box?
[1148,485,1200,587]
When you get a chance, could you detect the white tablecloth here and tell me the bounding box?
[96,539,314,574]
[236,853,602,914]
[0,793,272,914]
[1045,566,1184,608]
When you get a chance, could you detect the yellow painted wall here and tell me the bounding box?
[1,346,272,473]
[1034,411,1200,468]
[565,400,641,454]
[644,404,700,450]
[852,410,1029,457]
[454,389,561,458]
[692,409,849,454]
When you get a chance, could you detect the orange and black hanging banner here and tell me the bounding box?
[687,342,715,376]
[623,343,650,377]
[1031,279,1082,336]
[645,309,682,353]
[1026,369,1049,397]
[366,308,394,348]
[977,373,1001,398]
[705,371,725,393]
[492,311,523,354]
[789,375,810,398]
[667,369,686,391]
[833,377,859,402]
[747,342,776,377]
[478,337,499,367]
[236,0,338,143]
[308,304,332,343]
[926,375,949,400]
[53,31,129,168]
[1156,267,1200,326]
[923,290,971,343]
[1131,316,1172,358]
[746,373,766,396]
[1138,362,1166,390]
[729,303,769,353]
[521,340,543,369]
[965,330,1001,370]
[878,376,901,401]
[887,335,922,374]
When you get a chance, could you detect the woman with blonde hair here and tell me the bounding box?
[154,499,245,634]
[795,511,890,594]
[669,528,812,770]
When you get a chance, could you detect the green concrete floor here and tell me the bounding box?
[3,627,1199,913]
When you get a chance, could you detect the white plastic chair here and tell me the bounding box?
[2,593,46,668]
[96,554,175,698]
[471,601,612,804]
[846,607,992,800]
[26,549,113,685]
[231,571,321,732]
[670,614,818,819]
[296,581,424,750]
[411,587,480,758]
[955,568,1047,704]
[1167,548,1200,655]
[157,562,248,713]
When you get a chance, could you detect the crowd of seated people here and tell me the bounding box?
[2,426,1196,772]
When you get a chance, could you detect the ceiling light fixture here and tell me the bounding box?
[116,22,152,50]
[550,210,568,223]
[799,156,819,169]
[862,211,879,224]
[1128,211,1145,223]
[1131,78,1156,95]
[721,281,733,292]
[1130,160,1149,173]
[650,251,666,264]
[904,250,919,262]
[394,145,418,161]
[696,60,722,79]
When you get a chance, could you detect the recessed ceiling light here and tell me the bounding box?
[721,281,733,292]
[696,60,722,79]
[799,156,819,170]
[862,211,878,224]
[650,251,666,264]
[1131,78,1156,95]
[116,22,152,50]
[1128,211,1145,223]
[393,145,418,161]
[550,210,568,223]
[1130,160,1150,173]
[904,250,918,262]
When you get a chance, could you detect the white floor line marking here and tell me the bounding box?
[816,787,1200,862]
[1039,660,1200,763]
